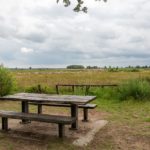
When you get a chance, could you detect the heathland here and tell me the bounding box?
[0,68,149,150]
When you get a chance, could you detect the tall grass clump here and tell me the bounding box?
[25,84,55,94]
[88,87,118,100]
[0,67,16,96]
[118,78,150,101]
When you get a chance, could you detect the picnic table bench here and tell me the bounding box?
[0,110,75,138]
[30,102,97,122]
[55,84,118,95]
[0,93,96,138]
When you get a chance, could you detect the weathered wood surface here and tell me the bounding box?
[30,103,97,122]
[0,93,96,105]
[55,84,118,94]
[0,110,76,138]
[56,84,118,87]
[30,102,97,109]
[0,111,76,124]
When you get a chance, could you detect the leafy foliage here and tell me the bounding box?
[25,84,55,94]
[0,67,15,96]
[117,78,150,100]
[66,65,85,69]
[57,0,107,13]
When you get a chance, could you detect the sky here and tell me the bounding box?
[0,0,150,68]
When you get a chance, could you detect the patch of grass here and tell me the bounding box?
[117,78,150,101]
[88,87,118,100]
[144,118,150,122]
[0,69,149,149]
[25,84,56,94]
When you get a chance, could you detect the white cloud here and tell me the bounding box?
[20,47,34,53]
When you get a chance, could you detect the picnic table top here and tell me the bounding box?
[0,93,96,105]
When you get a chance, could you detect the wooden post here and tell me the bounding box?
[21,101,30,123]
[70,104,78,130]
[2,117,8,131]
[56,85,59,94]
[82,108,88,122]
[38,84,42,93]
[72,85,75,94]
[38,104,42,114]
[58,124,65,138]
[85,85,90,95]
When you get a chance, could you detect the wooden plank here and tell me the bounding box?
[0,111,76,124]
[0,93,96,105]
[56,84,118,87]
[30,102,97,109]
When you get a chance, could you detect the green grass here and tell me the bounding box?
[0,98,149,150]
[0,69,149,149]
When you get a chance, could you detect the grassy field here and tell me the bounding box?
[11,69,150,91]
[0,69,149,150]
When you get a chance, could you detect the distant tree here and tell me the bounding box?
[0,63,4,67]
[145,65,148,68]
[86,66,98,69]
[104,66,107,69]
[67,65,85,69]
[136,65,140,68]
[57,0,107,13]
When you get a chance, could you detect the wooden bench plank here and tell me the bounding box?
[0,111,75,124]
[29,103,97,122]
[0,110,76,138]
[29,102,97,109]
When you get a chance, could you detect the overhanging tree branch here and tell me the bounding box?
[57,0,107,13]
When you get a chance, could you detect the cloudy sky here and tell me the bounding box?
[0,0,150,68]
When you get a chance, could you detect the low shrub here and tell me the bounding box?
[117,78,150,100]
[0,67,16,96]
[88,87,118,99]
[25,84,55,94]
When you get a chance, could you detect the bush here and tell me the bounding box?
[0,67,15,96]
[117,78,150,100]
[88,87,118,99]
[25,84,55,94]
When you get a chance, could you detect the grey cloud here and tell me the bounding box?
[0,0,150,67]
[17,32,48,43]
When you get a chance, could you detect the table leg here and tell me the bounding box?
[37,104,42,114]
[21,101,30,124]
[70,104,78,130]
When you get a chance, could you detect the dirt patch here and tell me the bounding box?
[0,110,105,145]
[0,110,149,150]
[73,120,108,146]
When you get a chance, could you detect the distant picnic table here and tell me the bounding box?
[56,84,118,95]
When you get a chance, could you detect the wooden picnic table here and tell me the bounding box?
[0,93,96,130]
